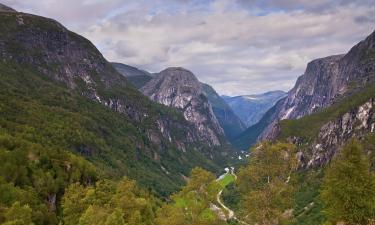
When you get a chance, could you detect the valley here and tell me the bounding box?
[0,2,375,225]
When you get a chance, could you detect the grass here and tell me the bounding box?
[218,173,236,188]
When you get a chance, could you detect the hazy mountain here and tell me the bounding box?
[201,83,246,141]
[223,91,286,127]
[111,62,154,88]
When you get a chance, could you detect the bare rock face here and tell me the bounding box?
[141,67,224,146]
[260,30,375,140]
[278,55,344,120]
[301,98,374,167]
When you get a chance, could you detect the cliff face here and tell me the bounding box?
[277,55,344,120]
[291,97,375,168]
[260,30,375,141]
[141,68,225,146]
[310,98,374,167]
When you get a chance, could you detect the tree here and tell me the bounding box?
[321,140,375,225]
[237,142,297,225]
[3,201,34,225]
[155,167,227,225]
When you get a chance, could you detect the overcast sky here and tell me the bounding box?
[4,0,375,96]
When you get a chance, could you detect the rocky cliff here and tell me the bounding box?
[141,68,225,146]
[305,98,374,167]
[259,30,375,141]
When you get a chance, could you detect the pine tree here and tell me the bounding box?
[321,140,375,225]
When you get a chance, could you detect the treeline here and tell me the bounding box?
[1,131,374,225]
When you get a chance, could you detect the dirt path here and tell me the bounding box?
[216,167,249,224]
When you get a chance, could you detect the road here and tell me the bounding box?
[216,167,249,224]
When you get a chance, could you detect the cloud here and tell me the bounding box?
[3,0,375,95]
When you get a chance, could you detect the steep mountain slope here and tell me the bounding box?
[141,67,226,146]
[0,9,233,197]
[277,85,375,168]
[0,3,15,12]
[223,91,286,127]
[111,62,153,88]
[231,99,285,150]
[201,83,246,141]
[260,30,375,141]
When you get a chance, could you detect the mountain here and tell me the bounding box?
[201,83,246,141]
[223,91,286,127]
[112,63,245,142]
[231,100,284,150]
[0,3,15,12]
[111,62,153,88]
[0,8,234,198]
[260,30,375,142]
[235,30,375,152]
[256,30,375,162]
[141,67,227,146]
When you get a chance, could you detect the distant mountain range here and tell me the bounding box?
[222,91,287,128]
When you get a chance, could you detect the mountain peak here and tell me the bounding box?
[0,3,16,12]
[141,68,225,146]
[158,67,198,82]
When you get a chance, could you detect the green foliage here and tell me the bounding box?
[221,183,241,212]
[237,142,297,225]
[62,178,157,225]
[0,133,96,224]
[218,174,236,188]
[155,167,228,225]
[3,202,34,225]
[0,60,227,198]
[290,171,325,225]
[321,140,375,225]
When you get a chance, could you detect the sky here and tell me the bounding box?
[3,0,375,96]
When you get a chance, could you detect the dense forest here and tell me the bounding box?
[1,137,375,224]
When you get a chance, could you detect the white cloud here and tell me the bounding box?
[3,0,375,95]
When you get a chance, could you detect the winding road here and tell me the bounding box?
[216,167,249,224]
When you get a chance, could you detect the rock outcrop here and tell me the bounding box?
[259,30,375,141]
[141,67,225,146]
[304,98,374,167]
